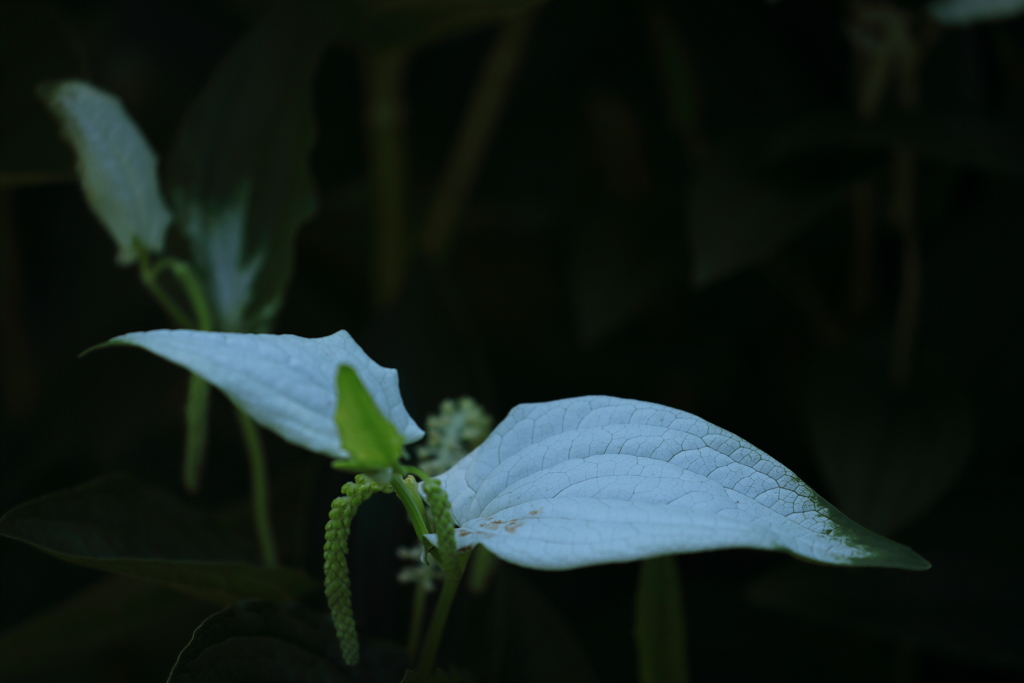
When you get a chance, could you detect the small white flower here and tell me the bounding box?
[395,543,444,592]
[416,397,493,476]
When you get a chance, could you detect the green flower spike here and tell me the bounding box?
[323,475,391,666]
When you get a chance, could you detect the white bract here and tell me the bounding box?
[40,80,171,266]
[436,396,929,571]
[104,329,423,458]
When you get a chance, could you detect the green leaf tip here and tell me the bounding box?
[334,364,404,471]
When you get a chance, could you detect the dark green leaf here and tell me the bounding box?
[688,155,850,287]
[801,348,973,535]
[167,600,350,683]
[334,0,547,51]
[747,554,1024,671]
[332,365,404,471]
[0,3,79,186]
[166,3,335,331]
[634,556,687,683]
[0,474,316,605]
[0,577,211,681]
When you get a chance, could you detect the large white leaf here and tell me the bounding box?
[436,396,929,571]
[38,80,171,265]
[103,329,423,458]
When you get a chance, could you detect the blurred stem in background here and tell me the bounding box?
[847,0,932,388]
[422,13,534,263]
[235,408,279,568]
[364,47,410,310]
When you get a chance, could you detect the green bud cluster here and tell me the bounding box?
[324,475,388,666]
[421,478,458,578]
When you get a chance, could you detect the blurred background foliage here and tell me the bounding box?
[0,0,1021,681]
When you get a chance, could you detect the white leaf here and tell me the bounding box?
[928,0,1024,26]
[437,396,929,571]
[105,329,423,458]
[39,80,171,266]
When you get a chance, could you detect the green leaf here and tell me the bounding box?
[333,365,404,471]
[0,3,80,186]
[165,3,335,332]
[801,349,974,535]
[0,474,316,605]
[634,557,687,683]
[167,600,350,683]
[335,0,547,51]
[0,577,211,681]
[37,79,171,265]
[688,155,850,287]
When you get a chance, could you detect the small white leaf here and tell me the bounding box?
[437,396,929,571]
[928,0,1024,26]
[39,80,171,265]
[104,329,423,458]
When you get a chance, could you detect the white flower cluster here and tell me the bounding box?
[415,396,493,476]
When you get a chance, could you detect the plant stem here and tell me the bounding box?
[421,14,533,262]
[406,580,429,656]
[889,144,920,389]
[391,471,429,539]
[416,568,463,676]
[182,373,211,494]
[234,408,279,568]
[166,258,214,331]
[363,47,410,309]
[137,250,194,329]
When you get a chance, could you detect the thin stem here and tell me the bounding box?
[182,373,211,494]
[415,568,463,676]
[137,250,194,329]
[234,408,279,568]
[166,258,214,330]
[391,471,429,539]
[406,580,429,656]
[421,14,533,262]
[889,144,920,389]
[363,47,410,309]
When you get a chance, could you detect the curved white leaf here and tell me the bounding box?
[103,329,423,458]
[38,80,171,265]
[437,396,929,571]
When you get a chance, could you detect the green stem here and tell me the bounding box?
[234,408,279,568]
[421,14,533,262]
[182,374,212,494]
[137,250,194,329]
[406,579,429,656]
[363,47,410,309]
[391,471,429,539]
[166,258,214,331]
[416,568,463,676]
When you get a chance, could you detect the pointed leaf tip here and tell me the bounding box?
[436,396,929,571]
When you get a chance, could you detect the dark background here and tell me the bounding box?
[1,0,1022,681]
